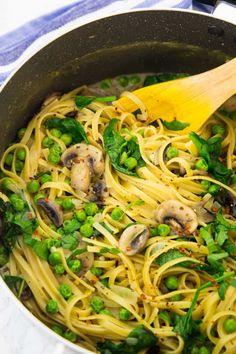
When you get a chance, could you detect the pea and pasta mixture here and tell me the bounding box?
[0,73,236,354]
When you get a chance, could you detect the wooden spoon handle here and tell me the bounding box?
[114,58,236,133]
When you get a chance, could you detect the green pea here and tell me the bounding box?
[90,297,105,313]
[63,219,81,233]
[47,239,61,249]
[91,267,103,276]
[100,79,112,90]
[40,173,52,184]
[191,347,199,354]
[17,128,26,140]
[51,324,64,336]
[61,198,74,210]
[84,202,99,216]
[75,209,87,222]
[86,216,94,225]
[119,308,132,321]
[42,136,54,148]
[9,194,24,211]
[68,259,82,274]
[157,224,170,236]
[59,283,72,299]
[166,146,179,159]
[48,252,62,266]
[129,75,141,85]
[1,178,13,190]
[124,157,137,170]
[48,152,61,165]
[60,134,72,146]
[5,153,13,166]
[212,124,225,136]
[34,193,46,203]
[208,184,220,196]
[46,299,59,314]
[195,158,208,171]
[165,275,179,290]
[111,207,124,221]
[63,330,77,343]
[117,76,129,87]
[119,151,128,165]
[199,346,210,354]
[200,180,211,190]
[27,179,40,194]
[15,160,24,172]
[54,264,65,276]
[223,317,236,333]
[16,148,26,161]
[50,128,62,138]
[170,294,182,301]
[80,224,93,237]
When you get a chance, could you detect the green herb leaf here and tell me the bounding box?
[45,117,88,144]
[174,272,234,346]
[61,232,79,251]
[98,325,157,354]
[156,249,191,267]
[100,247,120,255]
[230,279,236,287]
[126,199,145,209]
[218,282,229,300]
[104,118,145,176]
[75,95,116,109]
[189,132,232,184]
[162,119,190,131]
[32,240,49,260]
[0,246,9,267]
[0,199,38,252]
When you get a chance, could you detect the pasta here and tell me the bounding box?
[1,73,236,354]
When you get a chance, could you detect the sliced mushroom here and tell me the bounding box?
[71,158,91,193]
[87,180,109,203]
[119,224,150,256]
[61,143,104,175]
[37,198,63,227]
[155,200,198,235]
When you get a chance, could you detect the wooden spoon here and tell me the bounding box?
[113,58,236,133]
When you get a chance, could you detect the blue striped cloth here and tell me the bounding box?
[0,0,211,85]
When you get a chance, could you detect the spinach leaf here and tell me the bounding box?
[156,249,192,267]
[104,118,145,176]
[0,246,9,267]
[162,119,190,131]
[218,282,229,300]
[98,325,157,354]
[4,275,25,298]
[45,117,88,144]
[61,232,78,251]
[75,95,116,109]
[174,272,234,352]
[189,132,232,184]
[0,199,38,252]
[32,240,49,260]
[99,247,120,255]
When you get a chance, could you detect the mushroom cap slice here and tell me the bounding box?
[61,143,104,175]
[37,198,63,227]
[119,224,150,256]
[71,157,91,193]
[155,199,198,235]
